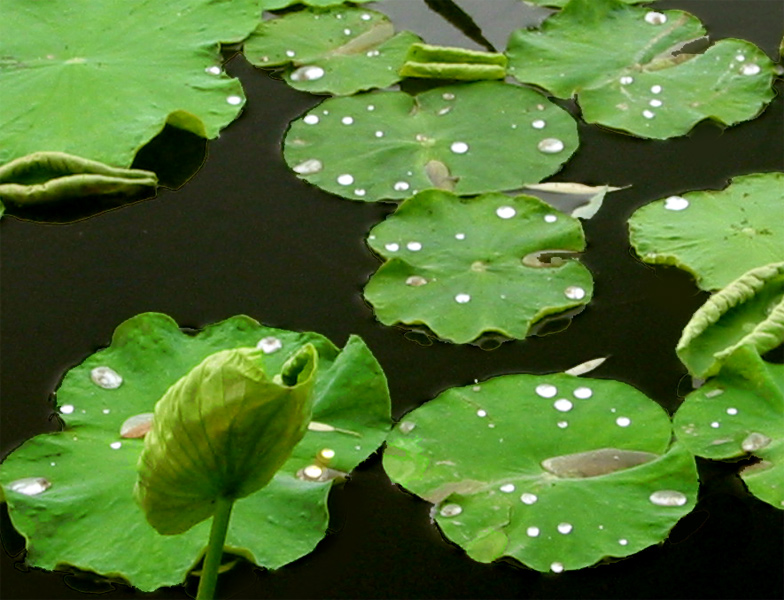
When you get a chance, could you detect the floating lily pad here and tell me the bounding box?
[283,81,578,202]
[674,346,784,510]
[0,0,257,168]
[0,152,157,209]
[506,0,776,139]
[384,373,698,572]
[0,313,390,591]
[628,173,784,291]
[245,7,420,96]
[363,191,592,344]
[677,262,784,379]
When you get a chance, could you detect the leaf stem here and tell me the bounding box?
[196,496,234,600]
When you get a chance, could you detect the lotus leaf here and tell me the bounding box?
[628,173,784,291]
[363,191,592,344]
[384,372,698,572]
[245,7,420,96]
[399,43,507,80]
[677,263,784,379]
[0,152,157,210]
[506,0,776,139]
[0,0,258,168]
[0,313,390,591]
[674,346,784,510]
[283,81,578,202]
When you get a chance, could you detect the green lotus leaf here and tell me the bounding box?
[283,81,578,202]
[363,190,593,344]
[677,263,784,379]
[399,43,507,80]
[506,0,776,139]
[384,372,698,572]
[0,313,390,591]
[628,173,784,291]
[673,346,784,510]
[136,344,317,535]
[261,0,373,9]
[0,0,258,168]
[245,7,420,96]
[0,152,157,207]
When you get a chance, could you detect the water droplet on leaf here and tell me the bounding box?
[649,490,688,507]
[120,413,154,438]
[500,484,515,493]
[496,206,516,219]
[91,366,123,389]
[60,404,75,414]
[554,399,573,412]
[440,503,462,517]
[341,116,354,125]
[290,65,325,82]
[405,275,428,286]
[644,11,667,25]
[257,337,283,354]
[9,477,51,496]
[303,115,319,125]
[536,384,557,398]
[615,416,631,427]
[226,95,242,105]
[450,141,469,154]
[741,432,771,452]
[664,196,689,211]
[455,293,471,304]
[564,286,586,300]
[740,63,761,76]
[537,138,564,154]
[557,522,573,534]
[337,174,354,186]
[293,158,323,175]
[526,526,540,537]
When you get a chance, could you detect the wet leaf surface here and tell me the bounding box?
[363,190,593,344]
[0,313,390,591]
[506,0,776,139]
[384,372,698,572]
[628,172,784,291]
[283,81,578,202]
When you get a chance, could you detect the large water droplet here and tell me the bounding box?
[476,409,487,418]
[290,65,325,82]
[205,65,221,75]
[550,562,565,573]
[406,275,428,287]
[300,464,324,481]
[337,174,354,186]
[573,387,593,399]
[536,383,557,398]
[455,293,471,304]
[531,119,547,129]
[649,99,663,108]
[740,63,761,76]
[526,526,540,537]
[649,490,688,507]
[455,233,466,240]
[726,407,738,415]
[303,115,319,125]
[399,421,416,433]
[440,503,462,517]
[496,206,516,219]
[520,492,538,505]
[60,404,75,414]
[293,158,323,175]
[226,95,242,105]
[120,413,154,438]
[110,441,122,450]
[557,522,573,534]
[650,85,663,94]
[645,11,667,24]
[450,141,469,154]
[664,196,689,211]
[257,336,283,354]
[537,138,564,154]
[9,477,51,496]
[741,432,771,452]
[616,416,631,427]
[407,241,422,251]
[500,483,515,493]
[341,116,354,125]
[642,110,655,119]
[554,399,573,412]
[91,366,123,389]
[385,243,400,252]
[319,448,336,461]
[544,214,558,223]
[564,286,586,300]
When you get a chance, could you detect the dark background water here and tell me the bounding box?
[1,1,783,598]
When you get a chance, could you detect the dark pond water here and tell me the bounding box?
[1,1,783,598]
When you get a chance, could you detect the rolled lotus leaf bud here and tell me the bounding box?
[135,344,317,535]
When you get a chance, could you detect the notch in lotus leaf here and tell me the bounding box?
[628,173,784,291]
[284,81,578,202]
[0,313,391,593]
[674,346,783,510]
[245,7,421,96]
[363,190,593,344]
[506,0,776,139]
[384,369,698,572]
[0,0,258,169]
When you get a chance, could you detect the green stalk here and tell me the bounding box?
[196,496,234,600]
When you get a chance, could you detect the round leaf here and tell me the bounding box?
[676,262,784,378]
[0,313,390,591]
[0,0,257,168]
[363,190,593,344]
[628,173,784,291]
[674,347,784,510]
[384,373,698,572]
[283,81,578,202]
[506,0,776,139]
[245,7,421,96]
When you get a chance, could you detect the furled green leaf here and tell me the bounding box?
[0,313,390,591]
[674,346,784,510]
[628,173,784,291]
[399,43,507,80]
[245,7,420,96]
[384,373,698,572]
[0,152,157,206]
[506,0,776,139]
[136,345,317,535]
[0,0,258,168]
[283,81,578,202]
[677,263,784,379]
[363,190,593,344]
